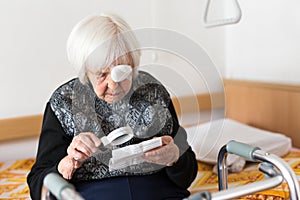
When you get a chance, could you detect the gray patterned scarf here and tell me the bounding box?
[50,71,177,181]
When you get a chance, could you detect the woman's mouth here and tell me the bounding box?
[106,92,121,97]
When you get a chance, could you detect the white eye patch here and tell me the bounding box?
[110,65,132,82]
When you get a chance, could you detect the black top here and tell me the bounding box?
[27,71,198,200]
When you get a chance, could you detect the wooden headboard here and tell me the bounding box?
[1,79,299,148]
[224,79,300,148]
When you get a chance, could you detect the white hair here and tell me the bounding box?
[67,13,141,83]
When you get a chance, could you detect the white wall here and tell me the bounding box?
[148,0,226,75]
[0,0,153,119]
[225,0,300,84]
[0,0,225,119]
[139,0,226,98]
[2,1,299,159]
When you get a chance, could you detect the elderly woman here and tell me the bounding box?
[27,13,197,200]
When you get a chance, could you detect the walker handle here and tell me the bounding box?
[226,140,260,161]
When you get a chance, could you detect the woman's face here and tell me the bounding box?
[86,59,133,104]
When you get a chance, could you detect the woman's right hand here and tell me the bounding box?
[58,132,101,179]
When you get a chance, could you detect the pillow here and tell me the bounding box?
[186,118,292,165]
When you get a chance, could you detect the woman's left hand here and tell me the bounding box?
[143,135,179,166]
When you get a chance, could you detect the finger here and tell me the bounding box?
[144,145,166,156]
[144,137,172,154]
[88,133,102,147]
[144,142,179,166]
[75,133,98,154]
[80,132,102,146]
[67,144,89,161]
[79,133,101,153]
[74,160,83,169]
[144,146,168,164]
[58,155,77,179]
[144,155,168,165]
[68,137,91,159]
[161,135,173,145]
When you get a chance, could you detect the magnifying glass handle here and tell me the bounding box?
[101,136,111,147]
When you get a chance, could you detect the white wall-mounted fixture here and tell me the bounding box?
[203,0,242,28]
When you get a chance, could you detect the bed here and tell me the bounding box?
[186,119,300,200]
[0,115,41,199]
[185,79,300,200]
[0,79,299,199]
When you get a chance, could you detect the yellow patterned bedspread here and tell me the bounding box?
[189,150,300,200]
[0,158,34,200]
[0,151,299,200]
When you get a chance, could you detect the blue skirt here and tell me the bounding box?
[73,171,190,200]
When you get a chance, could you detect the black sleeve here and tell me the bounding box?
[165,127,198,189]
[165,100,198,189]
[27,102,72,200]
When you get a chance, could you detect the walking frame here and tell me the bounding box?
[186,140,300,200]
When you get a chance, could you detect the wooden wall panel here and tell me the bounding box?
[173,92,225,116]
[288,92,300,147]
[0,115,42,142]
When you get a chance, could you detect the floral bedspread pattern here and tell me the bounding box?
[0,151,299,200]
[0,158,34,200]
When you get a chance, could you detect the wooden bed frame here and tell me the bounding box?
[1,79,299,148]
[224,79,300,148]
[0,115,42,142]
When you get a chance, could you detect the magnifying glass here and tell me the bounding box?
[74,127,133,162]
[101,126,134,147]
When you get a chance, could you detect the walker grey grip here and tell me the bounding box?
[226,140,260,161]
[43,173,75,200]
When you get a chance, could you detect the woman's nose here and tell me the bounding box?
[106,74,118,89]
